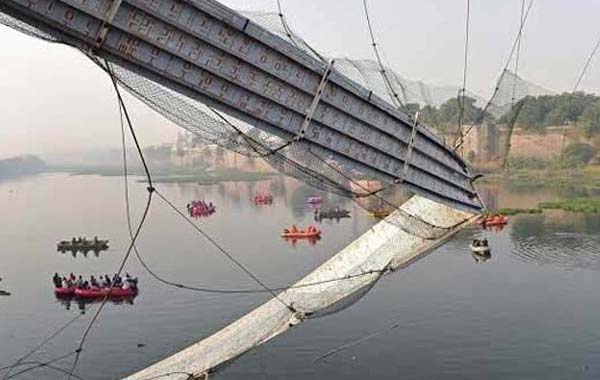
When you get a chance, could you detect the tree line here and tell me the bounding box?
[410,92,600,137]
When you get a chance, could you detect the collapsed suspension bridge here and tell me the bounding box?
[0,0,483,379]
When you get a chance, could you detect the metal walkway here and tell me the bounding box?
[0,0,483,212]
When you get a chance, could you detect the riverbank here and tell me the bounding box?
[478,165,600,191]
[48,165,276,185]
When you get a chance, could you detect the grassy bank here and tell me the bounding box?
[48,165,276,184]
[490,198,600,215]
[477,165,600,195]
[539,198,600,213]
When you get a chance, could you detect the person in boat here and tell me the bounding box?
[75,275,84,289]
[90,275,99,287]
[69,273,76,281]
[113,274,123,287]
[472,239,480,247]
[125,273,138,290]
[290,225,298,233]
[481,238,488,247]
[102,275,111,288]
[52,273,62,288]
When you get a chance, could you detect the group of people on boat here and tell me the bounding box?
[58,236,108,248]
[187,200,216,217]
[282,224,321,238]
[70,236,102,245]
[314,206,350,221]
[52,272,138,290]
[471,238,489,248]
[252,193,273,204]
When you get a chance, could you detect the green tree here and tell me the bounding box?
[561,143,597,168]
[577,99,600,136]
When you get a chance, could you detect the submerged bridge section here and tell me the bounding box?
[0,0,482,212]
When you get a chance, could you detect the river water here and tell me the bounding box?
[1,173,599,380]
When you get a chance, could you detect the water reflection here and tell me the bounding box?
[471,251,492,263]
[56,296,136,313]
[511,213,600,271]
[57,248,107,258]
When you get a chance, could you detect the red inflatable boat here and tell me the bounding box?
[74,287,138,299]
[480,215,509,227]
[54,287,76,297]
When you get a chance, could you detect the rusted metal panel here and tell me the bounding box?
[0,0,483,212]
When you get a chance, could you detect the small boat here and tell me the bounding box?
[472,250,491,262]
[188,200,216,217]
[368,208,391,218]
[74,287,138,299]
[306,196,323,204]
[480,215,508,227]
[252,194,273,204]
[316,208,350,220]
[470,238,491,254]
[57,239,109,252]
[281,225,321,239]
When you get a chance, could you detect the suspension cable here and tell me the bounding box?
[66,60,155,380]
[454,0,535,149]
[1,313,83,380]
[154,189,295,311]
[560,33,600,156]
[4,350,80,380]
[455,0,471,150]
[511,0,526,107]
[362,0,410,115]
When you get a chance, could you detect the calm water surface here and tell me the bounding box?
[1,174,599,380]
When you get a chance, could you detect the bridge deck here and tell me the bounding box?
[0,0,483,212]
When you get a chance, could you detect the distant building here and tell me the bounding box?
[170,131,274,173]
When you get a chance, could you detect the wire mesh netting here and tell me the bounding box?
[0,6,477,240]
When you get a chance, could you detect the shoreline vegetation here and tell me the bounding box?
[492,198,600,215]
[47,165,276,185]
[478,165,600,189]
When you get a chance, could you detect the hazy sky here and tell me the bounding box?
[1,0,600,158]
